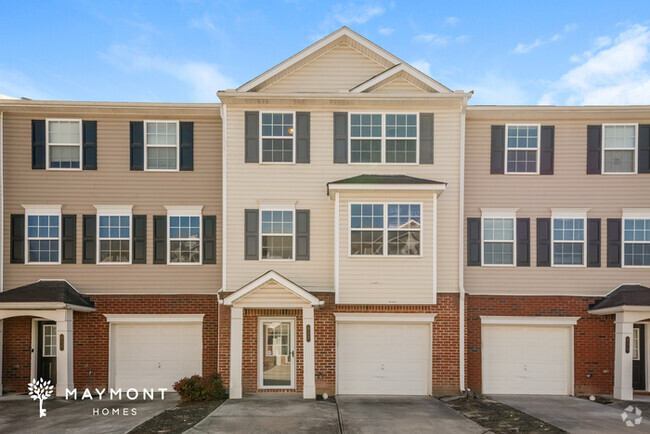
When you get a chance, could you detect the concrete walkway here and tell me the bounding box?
[0,392,178,434]
[492,395,650,434]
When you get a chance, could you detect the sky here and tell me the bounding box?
[2,0,650,105]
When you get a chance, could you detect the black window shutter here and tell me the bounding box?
[587,125,602,174]
[10,214,25,263]
[587,218,601,267]
[132,215,147,264]
[540,126,554,175]
[130,121,144,171]
[203,215,217,264]
[333,112,348,163]
[153,215,167,264]
[32,120,46,170]
[296,112,310,164]
[295,210,310,260]
[179,122,194,171]
[82,120,97,170]
[536,218,551,267]
[607,218,622,267]
[245,111,259,163]
[244,209,259,260]
[639,124,650,173]
[516,218,530,266]
[419,113,434,164]
[467,218,481,266]
[82,215,96,264]
[61,214,76,264]
[490,125,505,174]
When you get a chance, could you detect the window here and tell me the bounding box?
[603,124,637,174]
[552,216,586,266]
[261,113,294,163]
[47,119,82,169]
[98,215,131,263]
[350,113,418,164]
[350,203,421,256]
[261,210,294,259]
[145,121,179,170]
[482,213,515,266]
[633,327,640,360]
[169,216,201,263]
[27,215,60,263]
[42,324,57,357]
[505,124,539,173]
[623,217,650,267]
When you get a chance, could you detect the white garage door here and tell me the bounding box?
[337,323,430,395]
[482,325,571,395]
[112,323,202,390]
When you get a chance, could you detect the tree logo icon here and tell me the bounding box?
[621,405,643,427]
[28,378,55,418]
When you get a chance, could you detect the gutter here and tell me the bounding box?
[1,111,3,292]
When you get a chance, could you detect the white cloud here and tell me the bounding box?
[513,23,577,54]
[444,17,459,27]
[0,68,49,100]
[410,59,431,76]
[100,44,236,102]
[458,72,528,105]
[540,24,650,105]
[412,33,467,46]
[378,27,394,36]
[310,2,386,41]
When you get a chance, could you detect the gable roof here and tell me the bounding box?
[589,284,650,312]
[350,63,451,94]
[222,270,324,307]
[237,27,452,94]
[0,280,94,309]
[327,174,447,195]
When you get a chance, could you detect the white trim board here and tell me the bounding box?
[334,313,436,323]
[103,314,205,324]
[480,316,580,326]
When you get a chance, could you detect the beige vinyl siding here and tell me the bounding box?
[261,43,387,93]
[225,106,461,302]
[4,110,222,294]
[234,280,311,308]
[464,112,650,296]
[369,77,430,95]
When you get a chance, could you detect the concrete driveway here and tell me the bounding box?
[188,394,484,434]
[0,393,178,434]
[492,395,650,434]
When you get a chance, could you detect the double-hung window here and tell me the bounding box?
[47,119,82,169]
[350,113,418,163]
[261,112,294,163]
[25,205,62,264]
[623,212,650,267]
[166,206,202,264]
[481,210,516,266]
[552,210,587,266]
[350,203,421,256]
[260,209,294,260]
[96,206,132,264]
[603,124,637,174]
[145,121,179,171]
[505,124,539,174]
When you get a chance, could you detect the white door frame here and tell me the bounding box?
[258,317,296,390]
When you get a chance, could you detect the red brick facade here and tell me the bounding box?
[2,316,32,393]
[465,295,615,396]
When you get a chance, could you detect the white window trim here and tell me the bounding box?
[602,123,638,175]
[144,120,180,172]
[258,317,296,390]
[22,204,62,265]
[480,315,580,326]
[622,209,650,268]
[94,205,133,265]
[504,123,541,175]
[259,204,296,261]
[42,324,57,357]
[45,118,83,171]
[348,202,424,258]
[551,209,589,268]
[165,205,203,266]
[259,111,296,165]
[348,112,420,165]
[480,208,518,267]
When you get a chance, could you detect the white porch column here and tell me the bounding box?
[302,307,315,399]
[0,319,3,396]
[229,307,243,399]
[614,312,634,401]
[55,309,74,397]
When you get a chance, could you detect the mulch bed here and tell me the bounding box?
[128,399,224,434]
[446,395,566,434]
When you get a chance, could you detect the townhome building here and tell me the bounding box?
[0,27,648,402]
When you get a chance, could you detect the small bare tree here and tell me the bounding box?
[28,378,55,418]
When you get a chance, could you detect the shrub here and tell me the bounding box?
[173,374,228,401]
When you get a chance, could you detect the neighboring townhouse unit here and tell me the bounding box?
[0,101,222,396]
[465,107,650,400]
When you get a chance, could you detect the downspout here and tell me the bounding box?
[458,95,470,392]
[218,102,227,373]
[1,111,4,292]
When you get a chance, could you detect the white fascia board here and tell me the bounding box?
[328,184,446,194]
[589,306,650,315]
[334,313,437,323]
[0,302,95,312]
[480,315,580,326]
[223,270,323,307]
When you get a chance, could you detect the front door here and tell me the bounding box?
[37,321,57,384]
[633,324,646,390]
[259,319,294,389]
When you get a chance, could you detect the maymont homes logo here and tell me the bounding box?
[621,405,643,428]
[28,377,168,418]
